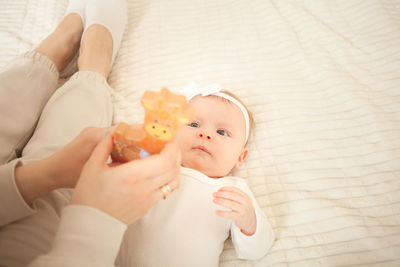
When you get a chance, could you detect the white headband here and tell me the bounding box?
[182,82,250,142]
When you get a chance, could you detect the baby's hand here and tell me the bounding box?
[213,186,257,236]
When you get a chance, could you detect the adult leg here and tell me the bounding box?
[0,14,83,164]
[20,27,115,163]
[21,0,127,163]
[0,2,127,266]
[35,14,83,73]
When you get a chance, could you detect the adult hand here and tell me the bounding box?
[15,127,111,205]
[46,127,113,188]
[70,133,181,225]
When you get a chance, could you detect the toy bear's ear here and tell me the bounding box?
[179,105,195,124]
[143,102,155,111]
[178,117,190,124]
[141,90,158,110]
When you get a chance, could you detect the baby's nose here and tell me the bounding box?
[198,132,212,140]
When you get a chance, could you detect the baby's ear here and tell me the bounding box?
[234,148,249,169]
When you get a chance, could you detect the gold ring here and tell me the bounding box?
[160,184,172,199]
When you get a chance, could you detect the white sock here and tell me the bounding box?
[64,0,87,25]
[85,0,127,64]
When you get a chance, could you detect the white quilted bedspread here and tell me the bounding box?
[1,0,400,266]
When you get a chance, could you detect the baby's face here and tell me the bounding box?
[175,95,248,178]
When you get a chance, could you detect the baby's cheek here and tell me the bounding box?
[223,151,243,170]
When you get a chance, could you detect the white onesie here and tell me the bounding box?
[116,167,275,267]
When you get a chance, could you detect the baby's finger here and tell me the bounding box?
[215,210,238,220]
[217,186,247,198]
[213,191,244,205]
[213,196,242,212]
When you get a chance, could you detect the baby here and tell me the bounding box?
[116,86,275,266]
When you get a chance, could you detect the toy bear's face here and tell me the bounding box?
[111,88,195,162]
[144,121,172,141]
[142,88,194,143]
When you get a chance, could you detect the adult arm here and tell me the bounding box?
[0,160,36,226]
[28,205,126,267]
[0,127,109,226]
[28,132,181,266]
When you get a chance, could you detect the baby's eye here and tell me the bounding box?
[217,129,228,136]
[188,122,200,128]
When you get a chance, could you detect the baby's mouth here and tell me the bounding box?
[193,145,211,155]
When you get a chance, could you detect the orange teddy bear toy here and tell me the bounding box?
[111,88,194,162]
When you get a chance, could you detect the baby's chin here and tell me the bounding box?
[181,160,230,178]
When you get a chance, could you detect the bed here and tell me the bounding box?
[1,0,399,266]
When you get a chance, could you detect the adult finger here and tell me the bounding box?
[107,162,122,168]
[161,142,182,164]
[147,165,180,192]
[110,142,181,179]
[151,178,180,201]
[87,133,114,165]
[78,126,112,145]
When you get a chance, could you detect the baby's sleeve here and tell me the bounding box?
[230,179,275,260]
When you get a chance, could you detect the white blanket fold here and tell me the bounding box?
[0,0,399,266]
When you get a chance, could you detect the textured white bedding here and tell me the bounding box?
[1,0,399,266]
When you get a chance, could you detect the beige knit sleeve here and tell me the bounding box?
[28,205,127,267]
[0,160,36,226]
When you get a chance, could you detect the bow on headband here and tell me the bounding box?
[182,82,222,100]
